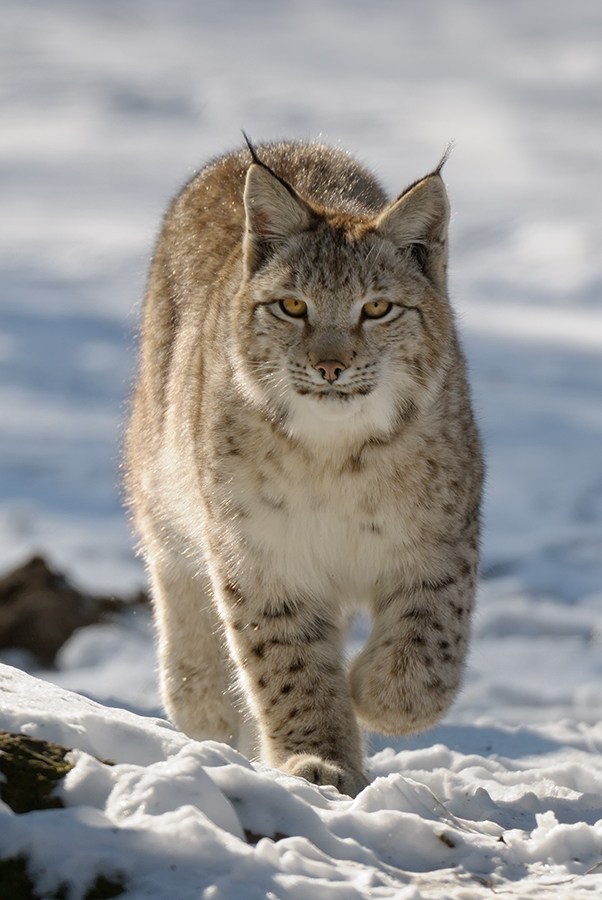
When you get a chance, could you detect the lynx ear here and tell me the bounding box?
[375,173,450,290]
[243,163,315,275]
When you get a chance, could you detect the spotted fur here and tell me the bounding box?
[125,140,484,797]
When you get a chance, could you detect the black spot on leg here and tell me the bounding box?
[459,559,472,578]
[226,581,246,606]
[360,521,383,535]
[262,599,297,619]
[252,643,266,658]
[300,683,318,697]
[267,636,286,648]
[263,616,335,648]
[281,684,293,695]
[299,615,335,643]
[289,659,305,673]
[257,676,268,689]
[289,708,298,719]
[230,505,251,523]
[401,607,433,621]
[225,434,241,456]
[259,492,288,513]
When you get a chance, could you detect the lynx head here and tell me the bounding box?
[230,151,455,446]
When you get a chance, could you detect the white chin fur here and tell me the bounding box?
[284,384,398,445]
[302,394,362,422]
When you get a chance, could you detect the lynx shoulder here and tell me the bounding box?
[126,140,483,797]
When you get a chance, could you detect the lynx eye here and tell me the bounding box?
[279,298,308,318]
[362,300,393,320]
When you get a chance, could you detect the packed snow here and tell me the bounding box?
[1,0,602,897]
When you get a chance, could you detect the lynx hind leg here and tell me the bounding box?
[349,574,474,736]
[148,553,245,746]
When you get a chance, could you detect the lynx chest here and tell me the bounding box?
[214,428,426,602]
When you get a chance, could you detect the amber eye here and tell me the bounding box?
[362,300,392,319]
[279,298,308,318]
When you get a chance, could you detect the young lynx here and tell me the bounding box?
[126,140,483,797]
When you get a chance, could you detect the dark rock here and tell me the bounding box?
[0,729,74,814]
[0,555,148,666]
[0,731,124,899]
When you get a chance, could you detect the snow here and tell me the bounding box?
[4,665,602,898]
[1,0,602,896]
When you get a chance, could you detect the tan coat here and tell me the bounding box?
[126,141,484,797]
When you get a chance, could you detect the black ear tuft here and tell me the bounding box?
[241,132,303,203]
[242,131,262,166]
[434,140,454,176]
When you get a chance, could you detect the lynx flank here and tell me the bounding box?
[126,140,483,797]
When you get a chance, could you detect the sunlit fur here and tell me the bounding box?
[126,141,484,798]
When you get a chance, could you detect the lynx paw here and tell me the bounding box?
[283,754,368,797]
[349,645,456,735]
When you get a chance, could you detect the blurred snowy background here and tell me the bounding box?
[1,0,601,726]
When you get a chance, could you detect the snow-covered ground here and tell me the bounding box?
[1,1,602,896]
[5,663,602,900]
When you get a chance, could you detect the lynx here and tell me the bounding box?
[126,140,483,797]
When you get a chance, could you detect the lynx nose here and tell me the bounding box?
[315,359,346,384]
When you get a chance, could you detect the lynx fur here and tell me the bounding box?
[126,140,483,797]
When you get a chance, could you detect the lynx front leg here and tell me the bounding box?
[349,571,474,735]
[148,554,244,746]
[219,580,367,797]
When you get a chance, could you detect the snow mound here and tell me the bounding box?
[2,664,602,898]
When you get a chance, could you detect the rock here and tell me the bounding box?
[0,556,148,666]
[0,729,74,814]
[0,730,124,899]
